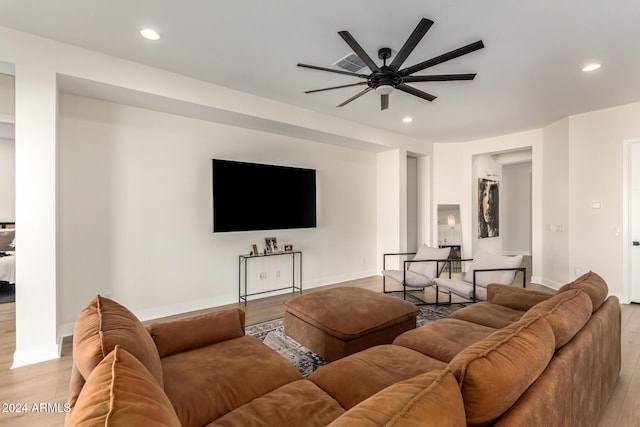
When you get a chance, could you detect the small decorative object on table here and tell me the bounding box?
[265,237,278,254]
[250,244,259,256]
[283,244,294,253]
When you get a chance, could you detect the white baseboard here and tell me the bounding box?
[537,277,565,290]
[12,345,60,369]
[302,270,377,290]
[58,270,377,339]
[59,293,238,339]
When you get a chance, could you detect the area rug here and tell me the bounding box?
[245,295,454,377]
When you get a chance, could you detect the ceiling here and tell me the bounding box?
[1,0,640,144]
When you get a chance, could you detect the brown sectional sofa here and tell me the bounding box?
[65,271,620,426]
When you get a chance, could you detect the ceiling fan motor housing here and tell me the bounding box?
[369,69,403,91]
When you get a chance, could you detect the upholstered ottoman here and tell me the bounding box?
[284,287,419,361]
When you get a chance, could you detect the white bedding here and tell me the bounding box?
[0,255,15,284]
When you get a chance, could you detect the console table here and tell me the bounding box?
[238,251,302,305]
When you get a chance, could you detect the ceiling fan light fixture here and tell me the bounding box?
[375,84,395,95]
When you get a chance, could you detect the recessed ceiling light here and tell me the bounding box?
[140,28,161,41]
[582,63,601,72]
[402,117,413,123]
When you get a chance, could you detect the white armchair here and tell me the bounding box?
[434,251,526,303]
[382,244,451,304]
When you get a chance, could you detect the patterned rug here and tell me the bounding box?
[245,294,454,377]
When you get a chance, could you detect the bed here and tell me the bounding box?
[0,224,15,285]
[0,255,15,285]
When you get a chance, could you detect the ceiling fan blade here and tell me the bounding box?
[338,87,373,107]
[403,73,477,83]
[389,18,434,71]
[400,40,485,76]
[305,81,368,94]
[338,31,380,72]
[297,63,369,78]
[381,94,389,110]
[396,84,437,102]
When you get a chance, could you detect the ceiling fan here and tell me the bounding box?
[297,18,484,111]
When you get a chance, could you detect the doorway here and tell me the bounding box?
[629,141,640,302]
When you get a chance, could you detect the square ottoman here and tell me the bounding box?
[284,287,419,361]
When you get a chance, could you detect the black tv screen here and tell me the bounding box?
[212,159,317,232]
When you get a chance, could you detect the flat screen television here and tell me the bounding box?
[212,159,317,232]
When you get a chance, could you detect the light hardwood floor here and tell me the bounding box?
[0,275,637,426]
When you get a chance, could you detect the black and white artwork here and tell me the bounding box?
[478,178,499,238]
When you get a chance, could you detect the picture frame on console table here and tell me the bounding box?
[265,237,278,254]
[283,244,294,253]
[250,244,259,256]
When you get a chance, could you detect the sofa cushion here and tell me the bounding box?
[448,315,555,427]
[72,295,163,387]
[309,345,447,410]
[208,380,345,427]
[449,301,526,329]
[393,318,497,363]
[283,287,418,340]
[558,271,608,312]
[382,269,437,287]
[162,335,302,427]
[149,308,245,357]
[463,251,523,287]
[521,288,592,349]
[487,284,555,311]
[434,278,487,301]
[327,370,466,427]
[407,244,451,280]
[66,346,180,427]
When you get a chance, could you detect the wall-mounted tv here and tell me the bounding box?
[212,159,317,233]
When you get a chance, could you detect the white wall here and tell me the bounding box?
[432,143,469,256]
[0,73,14,114]
[0,26,429,366]
[58,94,378,326]
[541,119,570,286]
[502,162,532,255]
[0,138,14,221]
[566,102,640,300]
[406,157,417,252]
[377,149,407,271]
[432,130,542,262]
[416,157,431,247]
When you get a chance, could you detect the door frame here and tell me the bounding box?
[623,138,640,304]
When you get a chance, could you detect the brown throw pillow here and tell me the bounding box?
[521,289,592,349]
[66,346,180,426]
[72,295,163,387]
[448,315,555,427]
[487,284,554,311]
[557,271,608,312]
[148,308,245,357]
[328,369,465,427]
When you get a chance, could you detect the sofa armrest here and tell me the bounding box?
[148,308,246,357]
[487,284,555,311]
